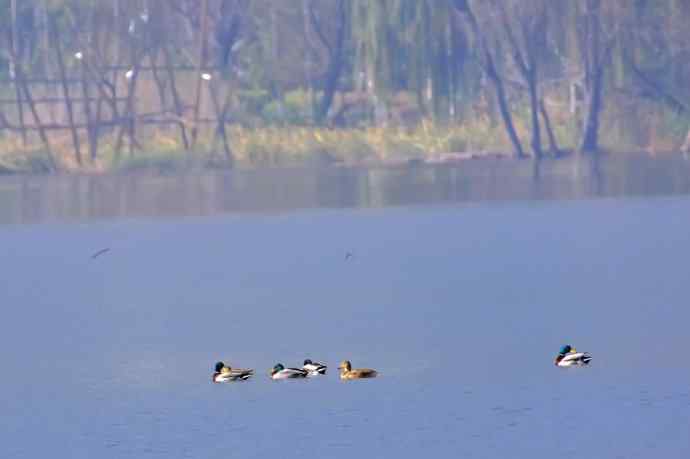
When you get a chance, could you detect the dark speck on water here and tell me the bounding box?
[1,156,690,458]
[90,248,111,259]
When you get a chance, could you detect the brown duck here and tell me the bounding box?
[337,360,378,380]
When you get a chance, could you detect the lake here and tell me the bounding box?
[1,155,689,458]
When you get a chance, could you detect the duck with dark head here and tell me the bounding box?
[212,361,254,382]
[302,359,327,376]
[554,345,593,367]
[270,363,308,380]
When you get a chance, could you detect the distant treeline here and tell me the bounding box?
[0,1,689,172]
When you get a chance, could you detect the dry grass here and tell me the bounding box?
[1,118,520,174]
[1,106,685,174]
[228,118,516,166]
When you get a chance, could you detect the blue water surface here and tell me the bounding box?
[1,196,690,458]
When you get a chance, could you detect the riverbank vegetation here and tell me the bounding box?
[0,1,689,174]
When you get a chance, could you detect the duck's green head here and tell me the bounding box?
[304,359,313,366]
[272,363,285,374]
[559,345,572,356]
[214,361,225,372]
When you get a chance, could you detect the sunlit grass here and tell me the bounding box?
[0,119,564,173]
[1,104,685,174]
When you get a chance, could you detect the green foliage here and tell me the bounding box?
[261,89,314,125]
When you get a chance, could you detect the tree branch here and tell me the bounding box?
[308,0,332,56]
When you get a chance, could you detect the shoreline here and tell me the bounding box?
[0,148,687,177]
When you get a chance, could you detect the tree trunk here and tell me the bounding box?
[81,1,98,162]
[115,49,144,158]
[52,20,82,165]
[207,80,234,166]
[191,0,209,148]
[10,0,27,145]
[527,73,542,158]
[14,64,57,171]
[11,78,28,146]
[314,0,348,124]
[580,66,604,153]
[485,52,526,158]
[302,0,316,121]
[162,47,190,150]
[148,49,168,110]
[578,0,606,154]
[539,98,559,154]
[454,2,525,159]
[79,64,98,162]
[495,0,543,158]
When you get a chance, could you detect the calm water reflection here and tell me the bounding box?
[0,154,689,224]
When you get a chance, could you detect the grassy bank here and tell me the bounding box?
[0,112,685,175]
[0,117,565,174]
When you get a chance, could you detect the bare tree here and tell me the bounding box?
[307,0,349,125]
[577,0,615,154]
[453,0,526,158]
[494,0,550,158]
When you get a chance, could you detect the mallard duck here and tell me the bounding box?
[554,345,593,367]
[212,361,254,382]
[303,359,327,376]
[270,363,308,380]
[337,360,378,379]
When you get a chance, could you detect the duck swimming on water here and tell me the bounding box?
[270,363,308,379]
[337,360,378,379]
[212,361,254,382]
[554,345,592,367]
[302,359,327,376]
